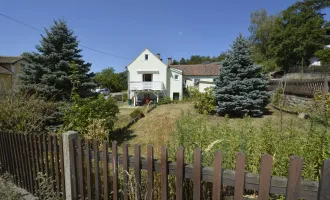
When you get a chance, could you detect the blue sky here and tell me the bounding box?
[1,0,329,73]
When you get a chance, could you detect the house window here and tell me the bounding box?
[145,54,148,60]
[174,75,179,80]
[11,65,15,73]
[194,79,200,86]
[173,93,180,100]
[143,74,152,82]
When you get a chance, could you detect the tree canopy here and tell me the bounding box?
[19,19,96,100]
[172,53,227,65]
[93,67,127,92]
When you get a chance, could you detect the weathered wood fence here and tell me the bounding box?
[268,77,329,97]
[1,131,330,200]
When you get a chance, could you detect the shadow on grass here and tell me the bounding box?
[110,129,136,145]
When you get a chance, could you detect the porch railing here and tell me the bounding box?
[130,81,164,91]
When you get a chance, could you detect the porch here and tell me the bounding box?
[129,81,165,106]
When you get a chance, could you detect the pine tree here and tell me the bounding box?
[20,19,96,100]
[214,35,269,117]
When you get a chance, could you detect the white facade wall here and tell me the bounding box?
[168,68,183,100]
[127,49,168,99]
[183,75,217,92]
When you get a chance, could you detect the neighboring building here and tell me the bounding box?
[0,56,30,93]
[127,49,220,106]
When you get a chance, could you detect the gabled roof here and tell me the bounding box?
[0,56,30,64]
[170,64,220,76]
[0,66,14,75]
[126,48,168,69]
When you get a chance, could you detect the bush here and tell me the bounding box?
[188,87,215,114]
[122,93,128,102]
[168,112,330,181]
[0,89,59,134]
[130,108,144,119]
[0,173,24,200]
[158,96,172,105]
[60,94,119,136]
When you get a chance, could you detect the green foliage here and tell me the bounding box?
[315,48,330,64]
[19,19,96,100]
[188,87,215,114]
[177,52,226,65]
[93,67,125,92]
[0,89,59,134]
[36,173,62,200]
[122,93,128,102]
[0,173,24,200]
[271,88,285,106]
[311,91,330,126]
[214,35,269,117]
[158,96,172,105]
[168,112,330,180]
[130,108,144,119]
[60,94,119,136]
[267,0,330,71]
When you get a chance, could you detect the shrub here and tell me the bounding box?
[60,94,119,136]
[0,89,59,134]
[122,93,128,102]
[84,119,110,141]
[130,108,144,119]
[188,87,215,114]
[158,96,172,105]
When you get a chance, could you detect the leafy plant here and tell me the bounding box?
[130,108,144,119]
[0,173,24,200]
[188,87,215,114]
[60,94,119,136]
[36,173,62,200]
[0,89,59,134]
[158,96,172,105]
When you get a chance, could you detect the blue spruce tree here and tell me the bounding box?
[214,35,269,117]
[20,19,96,100]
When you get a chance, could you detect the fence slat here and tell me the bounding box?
[194,148,202,200]
[94,140,101,200]
[48,135,55,192]
[0,133,4,174]
[33,136,40,185]
[70,138,78,200]
[29,135,37,194]
[286,156,303,200]
[161,146,168,200]
[112,141,118,200]
[26,134,34,193]
[147,145,154,200]
[14,134,23,187]
[77,137,85,200]
[212,151,222,200]
[135,144,141,200]
[318,159,330,200]
[258,154,273,200]
[59,136,65,198]
[38,135,44,175]
[234,152,246,200]
[43,135,49,178]
[176,147,184,200]
[9,133,18,184]
[53,136,60,193]
[123,143,129,200]
[4,133,12,176]
[19,134,28,190]
[103,141,109,200]
[86,139,92,200]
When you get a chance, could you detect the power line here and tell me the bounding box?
[0,13,130,60]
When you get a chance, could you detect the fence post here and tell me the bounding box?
[62,131,78,200]
[323,75,329,100]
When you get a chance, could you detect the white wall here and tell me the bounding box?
[309,57,321,66]
[183,75,217,92]
[168,68,183,100]
[127,49,168,98]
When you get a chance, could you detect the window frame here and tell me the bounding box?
[174,74,179,80]
[143,74,153,82]
[145,54,148,60]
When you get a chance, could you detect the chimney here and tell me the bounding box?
[156,53,161,59]
[168,57,172,66]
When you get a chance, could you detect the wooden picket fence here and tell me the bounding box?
[1,131,330,199]
[268,77,329,97]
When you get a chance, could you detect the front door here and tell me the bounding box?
[143,74,152,82]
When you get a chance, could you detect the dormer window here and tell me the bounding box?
[145,54,148,60]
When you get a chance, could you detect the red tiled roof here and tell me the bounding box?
[170,64,220,76]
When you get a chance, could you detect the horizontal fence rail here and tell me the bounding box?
[1,131,330,200]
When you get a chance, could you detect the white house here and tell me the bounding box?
[127,49,220,106]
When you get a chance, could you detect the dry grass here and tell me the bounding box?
[114,108,136,129]
[121,103,312,158]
